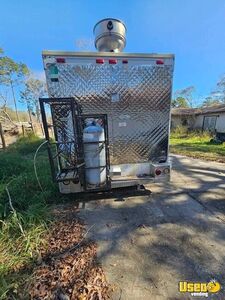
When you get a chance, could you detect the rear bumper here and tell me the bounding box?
[59,161,171,193]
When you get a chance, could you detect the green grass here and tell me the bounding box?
[170,129,225,162]
[0,134,62,299]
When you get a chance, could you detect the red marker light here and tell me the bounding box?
[122,60,128,64]
[56,57,65,63]
[109,59,117,64]
[155,169,162,176]
[96,59,104,64]
[156,59,164,65]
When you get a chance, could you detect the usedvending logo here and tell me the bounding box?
[179,279,221,297]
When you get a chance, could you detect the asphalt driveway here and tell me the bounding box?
[78,155,225,300]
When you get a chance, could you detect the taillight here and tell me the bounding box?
[56,57,65,63]
[156,59,164,65]
[96,59,104,64]
[155,169,162,176]
[109,59,117,64]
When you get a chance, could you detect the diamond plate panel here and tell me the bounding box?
[46,62,173,164]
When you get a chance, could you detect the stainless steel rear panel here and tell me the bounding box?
[43,53,174,165]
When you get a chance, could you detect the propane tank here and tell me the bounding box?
[83,122,106,186]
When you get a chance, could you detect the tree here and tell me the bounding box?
[0,91,15,124]
[0,49,12,123]
[201,74,225,105]
[172,96,189,108]
[201,96,221,107]
[174,86,195,107]
[0,54,29,122]
[20,77,47,123]
[211,75,225,102]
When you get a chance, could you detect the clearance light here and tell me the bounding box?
[155,169,162,176]
[122,60,128,64]
[156,59,164,65]
[109,59,117,64]
[96,59,104,64]
[56,57,65,63]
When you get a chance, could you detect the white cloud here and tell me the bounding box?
[75,38,94,51]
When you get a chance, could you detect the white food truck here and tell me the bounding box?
[40,18,175,193]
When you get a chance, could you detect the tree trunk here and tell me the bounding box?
[0,122,6,150]
[10,81,20,123]
[35,102,41,123]
[27,104,34,133]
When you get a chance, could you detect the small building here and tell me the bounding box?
[171,108,198,129]
[171,104,225,133]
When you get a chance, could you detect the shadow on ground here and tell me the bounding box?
[4,154,225,300]
[76,155,225,300]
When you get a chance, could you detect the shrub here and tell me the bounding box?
[171,125,189,137]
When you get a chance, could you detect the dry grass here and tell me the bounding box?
[0,135,111,299]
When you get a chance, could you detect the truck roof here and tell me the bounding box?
[42,50,174,60]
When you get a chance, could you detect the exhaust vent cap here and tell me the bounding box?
[93,18,126,52]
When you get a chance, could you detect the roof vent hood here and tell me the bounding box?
[93,18,126,52]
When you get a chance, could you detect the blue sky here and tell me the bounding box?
[0,0,225,109]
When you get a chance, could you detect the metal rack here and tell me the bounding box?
[39,97,110,192]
